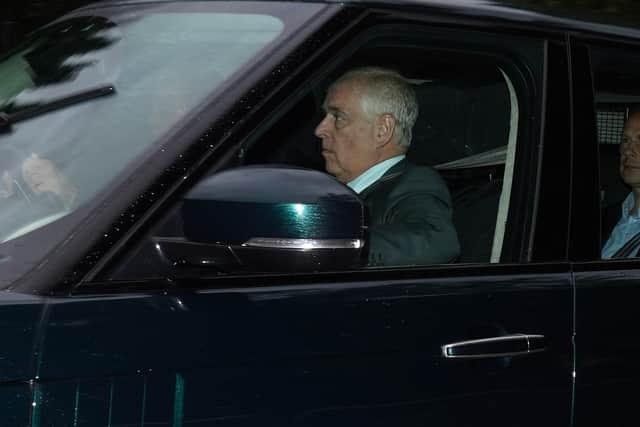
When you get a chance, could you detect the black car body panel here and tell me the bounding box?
[35,265,571,425]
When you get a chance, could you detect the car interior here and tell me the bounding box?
[105,34,534,280]
[597,102,628,241]
[242,46,518,264]
[591,47,640,248]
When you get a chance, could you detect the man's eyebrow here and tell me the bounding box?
[324,105,344,115]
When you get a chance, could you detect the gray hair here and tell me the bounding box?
[330,67,418,148]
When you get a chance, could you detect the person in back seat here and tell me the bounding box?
[602,110,640,258]
[315,67,460,266]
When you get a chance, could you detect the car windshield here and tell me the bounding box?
[0,1,328,288]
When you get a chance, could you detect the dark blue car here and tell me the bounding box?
[0,0,639,425]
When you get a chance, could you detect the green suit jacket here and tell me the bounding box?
[360,159,460,266]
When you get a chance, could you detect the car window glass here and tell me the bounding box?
[101,26,544,282]
[591,45,640,259]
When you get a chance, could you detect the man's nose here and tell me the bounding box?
[314,114,331,139]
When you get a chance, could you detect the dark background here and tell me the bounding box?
[1,0,97,54]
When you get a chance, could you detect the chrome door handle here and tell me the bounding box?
[441,334,546,359]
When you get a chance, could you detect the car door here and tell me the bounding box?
[17,3,575,426]
[571,36,640,427]
[32,265,572,426]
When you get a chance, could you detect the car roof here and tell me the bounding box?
[333,0,640,39]
[79,0,640,40]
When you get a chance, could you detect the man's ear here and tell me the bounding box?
[374,114,396,148]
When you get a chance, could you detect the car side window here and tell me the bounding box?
[100,22,545,281]
[591,44,640,259]
[245,62,521,263]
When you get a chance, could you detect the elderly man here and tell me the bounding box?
[315,67,460,266]
[602,110,640,258]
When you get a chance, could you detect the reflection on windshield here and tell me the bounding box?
[0,7,285,245]
[0,16,118,108]
[0,16,123,243]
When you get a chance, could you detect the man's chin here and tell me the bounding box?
[324,161,339,176]
[622,169,640,187]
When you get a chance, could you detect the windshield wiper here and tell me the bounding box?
[0,84,116,132]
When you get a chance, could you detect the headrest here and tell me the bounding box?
[407,74,511,166]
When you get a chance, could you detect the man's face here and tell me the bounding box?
[620,112,640,188]
[314,80,378,183]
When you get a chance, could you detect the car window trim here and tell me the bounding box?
[71,261,572,296]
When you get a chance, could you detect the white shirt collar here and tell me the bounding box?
[347,155,405,194]
[622,192,640,219]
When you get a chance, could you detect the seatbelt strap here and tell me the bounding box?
[612,231,640,258]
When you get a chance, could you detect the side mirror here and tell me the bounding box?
[156,166,367,273]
